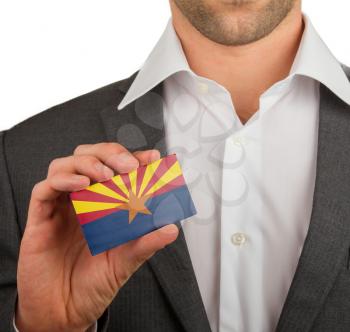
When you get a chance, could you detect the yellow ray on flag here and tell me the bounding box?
[144,161,182,196]
[72,200,124,214]
[87,183,128,202]
[129,169,137,195]
[138,158,162,197]
[111,176,129,198]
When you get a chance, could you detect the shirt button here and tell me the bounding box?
[231,233,247,246]
[231,135,246,146]
[197,82,209,94]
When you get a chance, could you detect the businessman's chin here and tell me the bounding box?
[172,0,297,46]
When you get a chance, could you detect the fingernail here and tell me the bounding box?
[102,165,114,179]
[118,152,138,164]
[94,163,114,179]
[149,149,161,161]
[108,152,139,172]
[160,224,179,235]
[72,175,90,186]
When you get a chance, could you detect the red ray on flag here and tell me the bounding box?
[70,154,196,255]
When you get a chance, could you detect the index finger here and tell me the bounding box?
[74,142,139,173]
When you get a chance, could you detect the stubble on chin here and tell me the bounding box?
[173,0,297,46]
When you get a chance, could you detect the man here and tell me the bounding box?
[1,0,350,331]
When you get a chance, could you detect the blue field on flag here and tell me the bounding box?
[70,154,197,255]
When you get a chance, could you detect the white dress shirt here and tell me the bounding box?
[15,13,350,332]
[118,14,350,332]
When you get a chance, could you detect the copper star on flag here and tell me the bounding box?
[70,154,197,255]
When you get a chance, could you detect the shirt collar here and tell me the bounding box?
[117,18,190,110]
[118,14,350,110]
[290,14,350,105]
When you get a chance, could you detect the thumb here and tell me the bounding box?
[108,224,179,285]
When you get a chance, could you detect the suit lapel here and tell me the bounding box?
[99,74,211,332]
[148,227,212,332]
[276,83,350,331]
[100,70,350,332]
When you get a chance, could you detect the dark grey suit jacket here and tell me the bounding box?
[1,66,350,332]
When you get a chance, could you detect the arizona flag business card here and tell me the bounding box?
[70,154,196,255]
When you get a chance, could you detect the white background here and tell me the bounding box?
[0,1,349,131]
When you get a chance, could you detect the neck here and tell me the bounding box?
[170,1,304,124]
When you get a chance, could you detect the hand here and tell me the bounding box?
[16,143,179,332]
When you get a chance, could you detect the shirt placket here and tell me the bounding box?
[219,118,263,332]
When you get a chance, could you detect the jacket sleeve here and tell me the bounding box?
[0,130,110,332]
[0,130,21,332]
